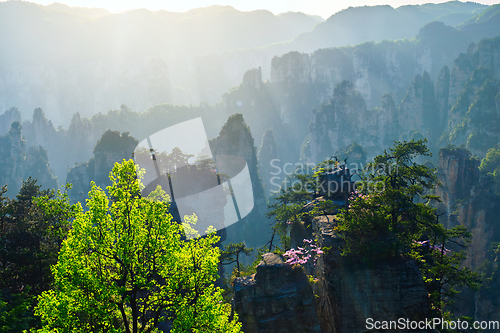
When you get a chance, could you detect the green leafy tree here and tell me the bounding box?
[35,160,241,333]
[266,174,315,249]
[336,139,480,315]
[266,157,343,249]
[220,242,254,277]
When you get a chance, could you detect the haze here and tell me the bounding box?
[9,0,499,18]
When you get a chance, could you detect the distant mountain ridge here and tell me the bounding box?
[0,1,323,124]
[0,1,496,125]
[277,1,487,54]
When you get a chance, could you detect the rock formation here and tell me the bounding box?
[304,81,397,164]
[0,121,56,196]
[234,214,435,333]
[0,107,21,136]
[233,253,321,333]
[66,130,137,204]
[210,113,270,248]
[221,67,280,148]
[435,147,500,327]
[258,129,280,197]
[397,71,439,142]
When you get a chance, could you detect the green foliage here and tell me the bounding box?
[335,139,480,314]
[0,179,78,332]
[35,160,241,333]
[220,242,254,277]
[266,171,316,249]
[419,226,480,314]
[478,243,500,303]
[479,146,500,195]
[0,179,74,292]
[266,158,342,250]
[0,289,35,332]
[479,147,500,174]
[336,139,439,258]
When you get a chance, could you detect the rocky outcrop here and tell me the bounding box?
[435,65,450,131]
[233,253,321,333]
[435,147,500,328]
[220,68,280,148]
[271,52,312,86]
[66,130,137,204]
[312,215,433,333]
[446,66,499,155]
[22,108,68,183]
[478,36,500,84]
[270,21,470,114]
[397,71,440,142]
[211,114,270,248]
[447,45,478,110]
[443,38,500,154]
[234,214,435,333]
[258,129,280,197]
[436,147,500,270]
[0,107,21,136]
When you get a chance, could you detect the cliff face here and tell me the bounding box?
[312,215,433,333]
[435,148,500,327]
[398,71,440,141]
[435,65,450,131]
[233,253,321,333]
[304,81,398,164]
[258,129,280,197]
[211,114,270,248]
[0,121,56,196]
[220,68,280,149]
[300,36,500,166]
[436,148,500,270]
[445,38,500,156]
[270,22,465,115]
[234,215,435,333]
[22,108,71,184]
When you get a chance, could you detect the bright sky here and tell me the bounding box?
[12,0,500,19]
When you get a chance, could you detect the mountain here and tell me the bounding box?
[284,1,486,54]
[1,1,496,127]
[0,2,322,125]
[459,4,500,39]
[190,1,492,107]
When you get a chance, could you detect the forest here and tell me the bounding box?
[2,1,500,332]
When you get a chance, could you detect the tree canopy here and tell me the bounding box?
[35,160,241,333]
[335,139,480,314]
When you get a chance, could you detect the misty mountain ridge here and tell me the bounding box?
[277,1,486,54]
[0,0,496,127]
